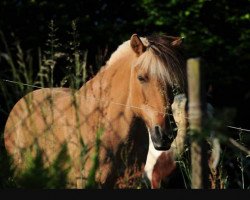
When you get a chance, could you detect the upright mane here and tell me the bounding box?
[105,40,132,67]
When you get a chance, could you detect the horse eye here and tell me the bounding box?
[137,75,147,83]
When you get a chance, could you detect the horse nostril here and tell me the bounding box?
[154,126,161,137]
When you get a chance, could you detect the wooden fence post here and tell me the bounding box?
[187,58,209,189]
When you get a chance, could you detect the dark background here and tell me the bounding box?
[0,0,250,188]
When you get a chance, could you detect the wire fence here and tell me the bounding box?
[1,77,250,161]
[2,78,250,133]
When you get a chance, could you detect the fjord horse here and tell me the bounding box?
[4,33,186,188]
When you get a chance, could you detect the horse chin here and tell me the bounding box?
[153,143,171,151]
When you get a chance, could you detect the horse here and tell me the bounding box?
[4,33,186,188]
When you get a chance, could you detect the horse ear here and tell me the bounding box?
[130,34,146,55]
[171,37,183,47]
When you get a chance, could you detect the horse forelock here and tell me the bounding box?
[136,35,186,92]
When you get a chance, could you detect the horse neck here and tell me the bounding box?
[77,50,136,129]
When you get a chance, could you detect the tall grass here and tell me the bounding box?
[14,142,70,189]
[0,19,97,189]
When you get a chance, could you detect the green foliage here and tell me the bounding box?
[14,142,70,189]
[0,20,99,189]
[137,0,250,105]
[46,143,71,188]
[61,19,88,89]
[0,142,16,188]
[0,138,70,189]
[85,127,103,189]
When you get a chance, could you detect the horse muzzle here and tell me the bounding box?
[150,125,173,151]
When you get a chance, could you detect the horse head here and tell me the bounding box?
[129,34,185,151]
